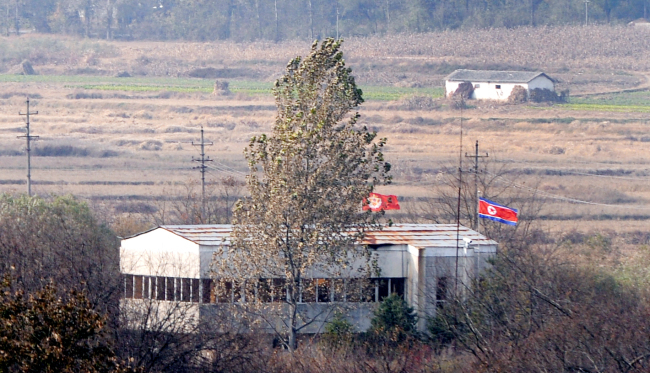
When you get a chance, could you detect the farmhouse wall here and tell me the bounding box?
[445,70,555,102]
[528,75,555,91]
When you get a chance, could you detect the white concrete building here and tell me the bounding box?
[120,224,497,332]
[445,69,555,101]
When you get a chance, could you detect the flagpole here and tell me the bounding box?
[477,191,481,235]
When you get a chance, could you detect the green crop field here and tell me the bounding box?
[0,74,444,101]
[560,90,650,112]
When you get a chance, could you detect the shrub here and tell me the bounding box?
[213,79,231,95]
[508,85,528,103]
[33,145,90,157]
[369,294,418,342]
[451,81,474,100]
[322,313,355,348]
[529,88,562,103]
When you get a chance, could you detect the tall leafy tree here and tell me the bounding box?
[213,38,391,351]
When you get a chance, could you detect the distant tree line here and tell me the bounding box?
[0,0,647,41]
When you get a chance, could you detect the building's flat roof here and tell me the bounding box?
[363,224,497,248]
[446,69,551,83]
[161,225,232,246]
[143,224,497,249]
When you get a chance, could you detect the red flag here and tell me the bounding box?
[363,193,401,212]
[478,198,518,226]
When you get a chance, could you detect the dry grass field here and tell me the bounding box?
[0,25,649,248]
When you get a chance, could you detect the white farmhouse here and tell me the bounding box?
[120,224,497,333]
[445,69,555,101]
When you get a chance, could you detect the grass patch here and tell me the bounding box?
[559,104,650,113]
[570,91,650,107]
[361,86,444,101]
[0,74,444,101]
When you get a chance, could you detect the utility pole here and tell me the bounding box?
[465,140,488,232]
[584,0,590,25]
[18,97,38,196]
[192,125,213,222]
[455,99,464,295]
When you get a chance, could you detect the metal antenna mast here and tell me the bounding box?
[192,125,213,221]
[18,97,38,196]
[465,140,488,232]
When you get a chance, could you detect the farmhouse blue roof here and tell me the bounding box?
[446,69,551,83]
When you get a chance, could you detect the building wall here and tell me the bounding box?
[121,229,200,278]
[121,228,497,333]
[446,76,555,101]
[473,82,525,101]
[528,76,555,91]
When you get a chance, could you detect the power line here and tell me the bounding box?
[17,97,38,197]
[486,171,650,211]
[501,164,650,181]
[210,160,247,176]
[204,164,246,178]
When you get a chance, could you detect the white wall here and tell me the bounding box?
[528,75,555,91]
[446,76,555,101]
[472,81,524,101]
[445,81,462,98]
[121,228,201,278]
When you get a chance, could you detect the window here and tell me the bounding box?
[202,279,214,303]
[156,277,166,300]
[143,276,151,299]
[191,279,200,303]
[257,279,272,303]
[316,279,330,303]
[243,280,257,303]
[216,280,233,303]
[134,276,143,299]
[436,277,448,308]
[125,275,134,298]
[346,279,362,302]
[271,278,285,302]
[232,281,242,303]
[331,279,345,302]
[495,84,501,89]
[301,279,316,303]
[378,279,390,301]
[174,278,181,301]
[474,84,480,88]
[166,277,175,301]
[390,278,405,298]
[122,275,407,304]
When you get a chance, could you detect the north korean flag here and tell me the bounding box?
[478,198,518,226]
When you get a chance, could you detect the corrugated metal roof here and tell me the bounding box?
[161,225,232,246]
[363,224,497,248]
[446,69,550,83]
[158,224,497,249]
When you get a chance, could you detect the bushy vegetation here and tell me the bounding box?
[1,0,648,42]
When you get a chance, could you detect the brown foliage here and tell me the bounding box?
[0,277,138,373]
[452,81,474,100]
[529,88,562,102]
[508,85,528,103]
[437,241,650,373]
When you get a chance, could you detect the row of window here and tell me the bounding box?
[473,84,502,89]
[122,275,405,304]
